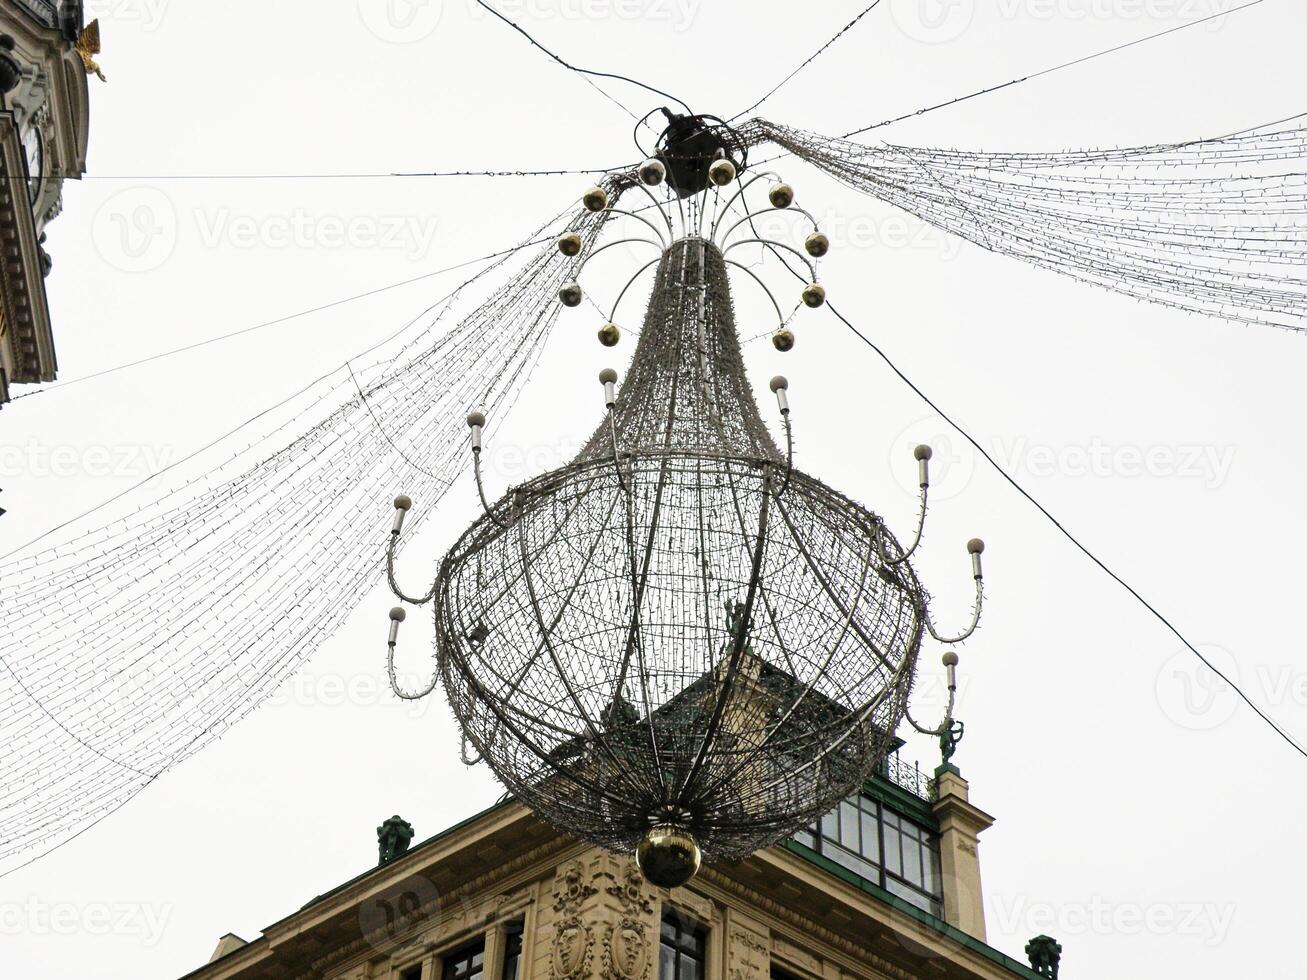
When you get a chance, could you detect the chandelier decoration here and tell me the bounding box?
[5,91,1304,872]
[385,114,983,887]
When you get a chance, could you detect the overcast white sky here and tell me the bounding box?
[2,1,1305,977]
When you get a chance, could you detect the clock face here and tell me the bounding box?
[22,125,43,204]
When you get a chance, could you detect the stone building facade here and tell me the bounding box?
[179,761,1050,980]
[0,0,93,406]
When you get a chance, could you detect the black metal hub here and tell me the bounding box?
[654,110,748,198]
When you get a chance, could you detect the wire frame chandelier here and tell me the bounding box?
[385,115,984,887]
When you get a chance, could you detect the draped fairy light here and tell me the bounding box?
[0,192,625,871]
[385,115,983,887]
[5,88,1305,877]
[743,116,1307,331]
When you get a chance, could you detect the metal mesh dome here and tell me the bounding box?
[431,238,927,861]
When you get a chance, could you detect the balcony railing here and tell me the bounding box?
[877,753,935,803]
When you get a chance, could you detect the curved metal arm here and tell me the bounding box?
[707,171,779,242]
[925,576,984,644]
[387,637,439,700]
[876,486,928,566]
[903,673,957,737]
[722,238,818,281]
[474,451,508,529]
[460,734,483,766]
[723,259,786,331]
[607,408,629,494]
[600,207,669,248]
[577,237,664,278]
[624,180,676,238]
[609,256,663,323]
[386,530,437,606]
[715,205,820,251]
[777,414,794,497]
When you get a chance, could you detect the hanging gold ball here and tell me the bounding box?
[772,329,796,352]
[557,233,583,257]
[559,283,583,307]
[804,232,830,258]
[768,183,795,209]
[636,824,702,889]
[582,187,609,212]
[639,158,666,186]
[708,159,737,187]
[598,322,621,347]
[802,283,826,308]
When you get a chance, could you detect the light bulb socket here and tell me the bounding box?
[599,368,618,408]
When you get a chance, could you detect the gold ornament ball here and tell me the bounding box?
[802,283,827,308]
[708,159,737,187]
[582,187,609,212]
[772,329,796,352]
[804,232,830,258]
[559,283,583,307]
[768,183,795,209]
[636,824,702,889]
[598,322,621,347]
[639,158,666,186]
[557,233,583,257]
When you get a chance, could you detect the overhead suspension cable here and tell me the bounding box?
[826,300,1307,763]
[839,0,1266,139]
[727,0,886,122]
[28,168,633,180]
[750,214,1306,763]
[12,237,557,401]
[469,0,691,117]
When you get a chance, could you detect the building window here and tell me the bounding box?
[500,920,524,980]
[442,940,486,980]
[400,966,423,980]
[793,792,943,916]
[659,909,706,980]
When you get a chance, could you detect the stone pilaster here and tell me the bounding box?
[931,767,995,942]
[546,851,658,980]
[723,909,769,980]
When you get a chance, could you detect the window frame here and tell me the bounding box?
[794,790,943,916]
[439,937,487,980]
[498,917,525,980]
[659,905,709,980]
